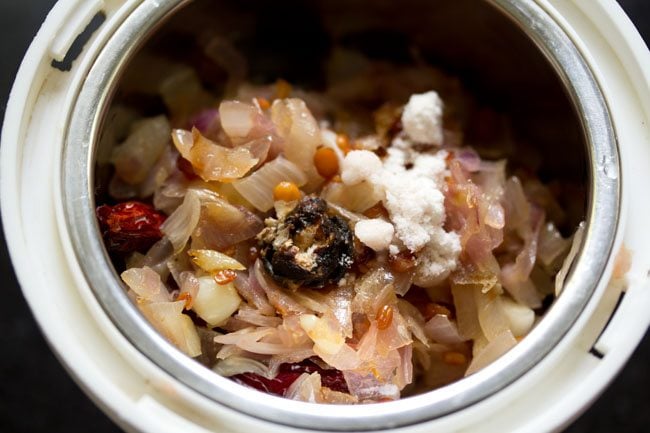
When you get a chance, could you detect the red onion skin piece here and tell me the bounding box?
[232,359,349,396]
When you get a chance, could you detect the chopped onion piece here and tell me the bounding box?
[538,222,570,267]
[424,314,464,344]
[465,330,517,376]
[192,194,263,250]
[139,300,201,357]
[235,308,282,327]
[213,356,274,378]
[253,260,309,315]
[343,370,399,402]
[171,128,258,182]
[233,156,307,211]
[286,372,322,403]
[161,189,201,252]
[111,115,171,185]
[188,249,246,272]
[474,288,511,342]
[192,276,242,326]
[322,181,383,213]
[234,271,275,316]
[555,222,585,296]
[121,266,171,303]
[271,98,323,190]
[500,296,535,337]
[219,100,258,139]
[300,314,345,355]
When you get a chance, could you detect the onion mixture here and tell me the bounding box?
[97,50,583,403]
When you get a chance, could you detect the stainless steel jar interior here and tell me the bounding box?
[62,0,620,430]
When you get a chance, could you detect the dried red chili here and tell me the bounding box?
[213,269,237,285]
[96,201,166,254]
[232,359,348,396]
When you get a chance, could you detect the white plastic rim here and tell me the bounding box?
[1,1,649,432]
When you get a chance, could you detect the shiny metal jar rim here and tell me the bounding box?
[61,0,620,430]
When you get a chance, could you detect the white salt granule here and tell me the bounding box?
[354,219,395,251]
[382,170,445,252]
[336,91,460,287]
[412,228,461,287]
[341,150,383,185]
[401,91,444,145]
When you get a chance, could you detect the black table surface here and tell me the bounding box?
[1,1,649,432]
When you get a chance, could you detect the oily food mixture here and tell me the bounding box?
[96,47,583,403]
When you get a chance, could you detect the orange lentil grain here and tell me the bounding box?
[314,147,340,179]
[273,181,301,202]
[423,303,453,321]
[376,304,394,330]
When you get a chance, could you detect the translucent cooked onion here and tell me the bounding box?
[465,330,517,376]
[213,356,274,378]
[178,271,200,308]
[500,296,535,337]
[286,372,322,402]
[474,289,511,342]
[234,271,275,316]
[219,101,258,139]
[270,98,324,190]
[121,266,171,303]
[127,238,174,280]
[343,370,399,402]
[111,115,171,185]
[171,128,258,182]
[161,189,201,252]
[394,346,414,390]
[159,67,214,123]
[397,300,428,345]
[352,267,394,316]
[192,277,242,326]
[139,300,202,357]
[451,283,482,341]
[191,192,263,250]
[253,260,309,315]
[501,205,545,308]
[321,181,383,213]
[537,222,570,267]
[139,146,180,198]
[555,222,585,296]
[153,173,187,214]
[235,307,282,328]
[233,156,307,211]
[424,314,464,344]
[300,313,345,355]
[215,327,307,355]
[188,249,246,272]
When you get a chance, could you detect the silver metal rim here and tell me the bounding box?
[62,0,620,430]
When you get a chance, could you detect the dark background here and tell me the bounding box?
[1,1,648,432]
